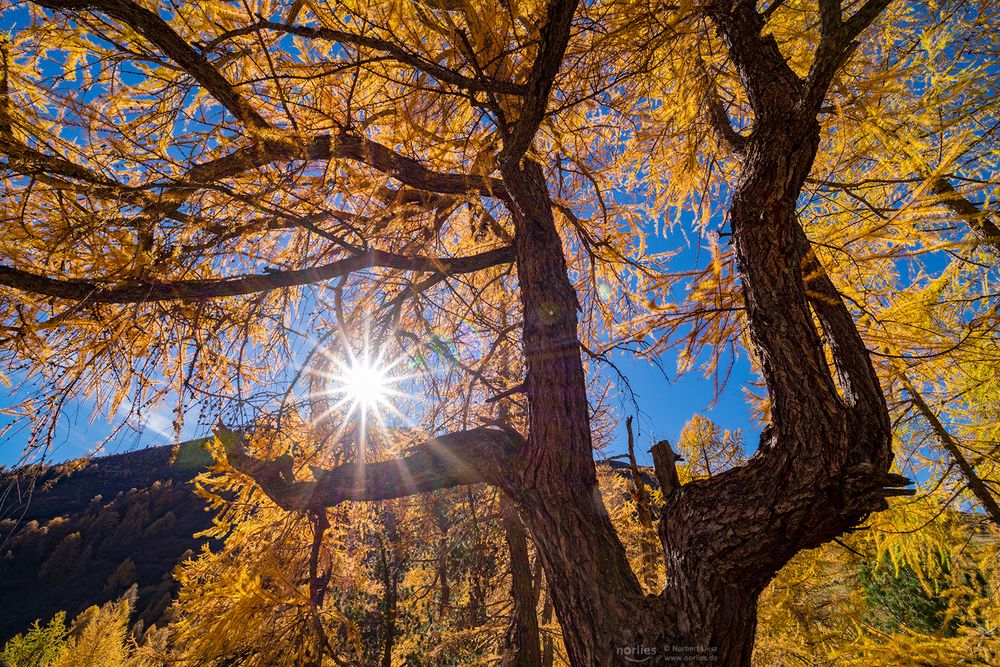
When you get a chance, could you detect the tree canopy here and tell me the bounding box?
[0,0,998,664]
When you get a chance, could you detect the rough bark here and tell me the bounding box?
[500,159,652,664]
[501,496,543,667]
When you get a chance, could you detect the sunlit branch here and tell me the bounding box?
[928,177,1000,255]
[0,246,513,303]
[808,175,1000,255]
[899,374,1000,527]
[154,133,507,204]
[244,21,526,96]
[218,427,522,510]
[30,2,508,205]
[500,0,580,164]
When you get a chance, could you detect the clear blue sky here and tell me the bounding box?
[0,327,759,470]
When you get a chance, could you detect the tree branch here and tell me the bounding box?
[150,133,507,202]
[704,0,804,119]
[0,246,513,303]
[500,0,580,164]
[702,72,747,154]
[801,247,888,439]
[805,0,892,109]
[928,176,1000,255]
[218,427,522,510]
[246,21,525,96]
[34,0,269,130]
[17,6,508,221]
[817,0,843,38]
[842,0,894,42]
[902,377,1000,527]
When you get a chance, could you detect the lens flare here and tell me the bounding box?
[335,359,393,410]
[318,343,414,436]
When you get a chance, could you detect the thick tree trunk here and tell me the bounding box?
[501,159,654,664]
[497,101,903,664]
[500,158,786,664]
[217,4,908,665]
[500,156,770,664]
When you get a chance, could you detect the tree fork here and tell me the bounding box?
[214,1,915,664]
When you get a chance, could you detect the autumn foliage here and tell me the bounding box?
[0,0,998,664]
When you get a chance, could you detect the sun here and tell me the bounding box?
[323,346,410,423]
[335,359,393,411]
[313,339,417,450]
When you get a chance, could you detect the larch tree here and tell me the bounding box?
[635,0,1000,532]
[0,0,994,665]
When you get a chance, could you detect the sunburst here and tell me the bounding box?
[327,353,401,414]
[314,340,416,453]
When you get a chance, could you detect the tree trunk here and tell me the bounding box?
[626,416,662,592]
[501,159,653,663]
[500,156,764,664]
[377,509,401,667]
[540,587,554,667]
[432,497,452,618]
[501,496,543,667]
[497,78,905,661]
[380,560,397,667]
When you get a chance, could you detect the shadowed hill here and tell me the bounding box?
[0,441,218,643]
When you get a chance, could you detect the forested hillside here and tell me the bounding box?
[0,442,216,642]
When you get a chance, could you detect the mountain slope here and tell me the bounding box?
[0,441,217,642]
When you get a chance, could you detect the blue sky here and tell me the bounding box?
[0,333,759,470]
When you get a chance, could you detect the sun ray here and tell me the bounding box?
[314,339,420,458]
